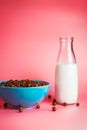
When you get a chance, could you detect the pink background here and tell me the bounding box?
[0,0,87,130]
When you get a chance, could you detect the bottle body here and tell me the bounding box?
[55,37,78,104]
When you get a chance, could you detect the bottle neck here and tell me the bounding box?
[57,37,76,64]
[59,37,73,51]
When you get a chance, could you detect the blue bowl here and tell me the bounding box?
[0,80,50,109]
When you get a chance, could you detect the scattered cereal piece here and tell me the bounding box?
[53,99,56,103]
[52,101,57,106]
[76,102,80,106]
[52,106,56,111]
[18,106,23,112]
[48,95,51,99]
[3,103,8,108]
[36,104,40,109]
[63,102,67,106]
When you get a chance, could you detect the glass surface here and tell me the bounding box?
[57,37,76,64]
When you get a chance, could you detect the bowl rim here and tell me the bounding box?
[0,80,50,89]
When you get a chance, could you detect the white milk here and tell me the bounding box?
[55,63,78,104]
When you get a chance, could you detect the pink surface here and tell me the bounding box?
[0,99,87,130]
[0,0,87,130]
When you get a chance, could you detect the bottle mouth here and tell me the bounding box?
[59,37,73,42]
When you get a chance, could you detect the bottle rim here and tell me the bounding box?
[59,37,73,43]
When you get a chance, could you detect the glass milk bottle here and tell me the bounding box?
[55,37,78,104]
